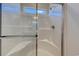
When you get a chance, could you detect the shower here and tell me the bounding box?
[1,3,63,56]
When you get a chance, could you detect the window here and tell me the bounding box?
[49,4,62,16]
[23,7,36,14]
[2,3,20,13]
[23,7,47,15]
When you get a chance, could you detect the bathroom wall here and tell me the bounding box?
[1,14,37,56]
[37,4,63,56]
[2,12,36,36]
[37,14,62,56]
[1,3,36,56]
[1,37,36,56]
[64,3,79,56]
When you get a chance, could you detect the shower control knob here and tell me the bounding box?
[51,25,55,29]
[35,34,38,37]
[50,8,52,10]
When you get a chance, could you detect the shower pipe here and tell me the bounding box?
[61,3,64,56]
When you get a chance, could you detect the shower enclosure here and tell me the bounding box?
[1,3,63,56]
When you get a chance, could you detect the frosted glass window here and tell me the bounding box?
[37,9,47,15]
[2,3,20,13]
[49,4,62,16]
[23,7,36,14]
[23,7,47,15]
